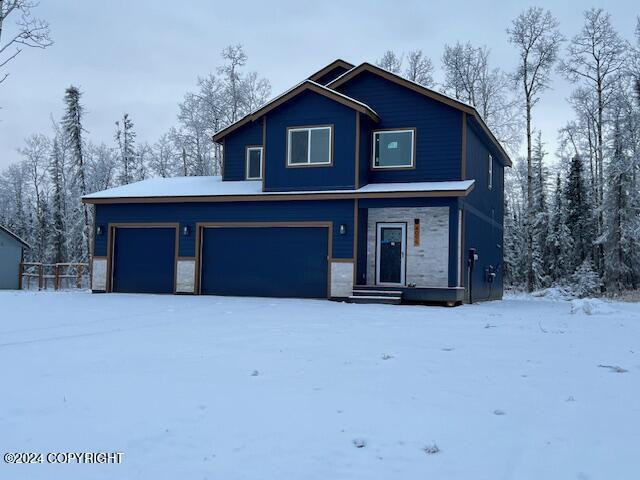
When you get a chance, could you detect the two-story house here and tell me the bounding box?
[83,59,510,305]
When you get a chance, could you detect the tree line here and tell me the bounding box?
[1,6,639,295]
[0,45,270,264]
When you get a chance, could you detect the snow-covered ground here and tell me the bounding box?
[1,291,638,479]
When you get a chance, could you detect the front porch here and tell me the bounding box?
[349,197,465,305]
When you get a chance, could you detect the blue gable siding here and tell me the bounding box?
[94,200,355,259]
[463,121,505,300]
[223,119,263,181]
[264,90,357,191]
[314,65,352,86]
[336,71,463,183]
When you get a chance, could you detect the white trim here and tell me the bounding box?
[372,129,415,169]
[245,146,263,180]
[375,222,407,286]
[287,126,332,166]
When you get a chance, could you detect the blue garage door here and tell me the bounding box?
[200,226,328,298]
[112,227,176,294]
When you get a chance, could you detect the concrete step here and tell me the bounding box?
[348,295,402,305]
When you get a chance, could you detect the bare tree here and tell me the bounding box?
[508,7,563,291]
[559,8,628,275]
[219,44,247,124]
[0,0,52,84]
[20,133,49,260]
[404,50,434,87]
[377,50,403,73]
[442,41,522,152]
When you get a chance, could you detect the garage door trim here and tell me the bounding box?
[106,222,179,293]
[195,221,333,298]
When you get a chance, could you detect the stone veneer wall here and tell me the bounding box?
[330,261,354,298]
[176,259,196,293]
[366,207,449,287]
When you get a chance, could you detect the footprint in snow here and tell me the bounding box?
[381,353,393,360]
[598,364,627,373]
[493,409,506,416]
[353,438,366,448]
[423,444,440,454]
[250,370,260,376]
[441,347,454,352]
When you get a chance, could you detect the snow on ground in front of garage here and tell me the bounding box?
[0,291,639,479]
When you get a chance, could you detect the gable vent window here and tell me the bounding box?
[246,146,263,180]
[488,153,493,190]
[287,126,332,166]
[373,129,415,169]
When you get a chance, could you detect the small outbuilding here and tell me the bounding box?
[0,225,30,290]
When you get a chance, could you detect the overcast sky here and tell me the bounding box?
[0,0,637,171]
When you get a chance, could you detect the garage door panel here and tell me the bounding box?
[112,227,176,294]
[200,227,328,298]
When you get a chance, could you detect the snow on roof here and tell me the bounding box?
[82,176,474,202]
[0,224,31,249]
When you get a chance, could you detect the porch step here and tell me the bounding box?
[348,295,402,305]
[352,289,403,297]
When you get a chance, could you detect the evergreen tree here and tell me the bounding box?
[564,155,594,271]
[603,93,640,290]
[547,174,573,283]
[62,86,91,262]
[530,132,550,288]
[571,258,602,297]
[115,113,137,185]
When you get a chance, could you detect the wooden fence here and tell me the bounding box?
[19,262,90,290]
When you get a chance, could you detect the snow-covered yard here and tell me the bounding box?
[1,291,639,479]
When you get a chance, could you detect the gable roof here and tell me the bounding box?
[212,79,379,143]
[307,59,355,84]
[327,62,512,167]
[0,224,30,249]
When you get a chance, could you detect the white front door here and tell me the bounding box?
[375,222,406,286]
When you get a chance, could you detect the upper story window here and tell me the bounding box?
[287,126,332,167]
[488,154,493,190]
[246,146,263,180]
[373,129,415,169]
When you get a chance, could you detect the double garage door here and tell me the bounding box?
[111,225,329,298]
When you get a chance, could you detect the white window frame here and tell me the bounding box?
[488,154,493,190]
[286,126,332,166]
[245,146,263,180]
[372,129,415,169]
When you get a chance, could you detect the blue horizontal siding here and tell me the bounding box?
[94,200,355,259]
[337,71,463,183]
[223,120,263,181]
[463,120,505,299]
[265,90,356,191]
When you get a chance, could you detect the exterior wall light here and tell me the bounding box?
[182,225,191,236]
[339,224,347,235]
[96,225,104,235]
